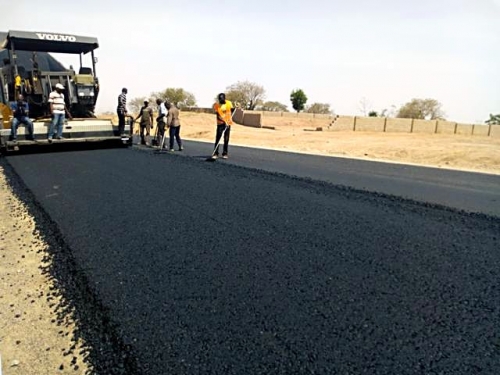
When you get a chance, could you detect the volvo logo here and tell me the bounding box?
[36,33,77,42]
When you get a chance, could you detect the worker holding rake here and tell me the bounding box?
[212,93,234,159]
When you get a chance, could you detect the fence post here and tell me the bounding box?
[454,122,457,134]
[488,124,492,136]
[353,116,357,131]
[434,120,438,134]
[410,118,414,133]
[472,124,475,136]
[383,117,387,132]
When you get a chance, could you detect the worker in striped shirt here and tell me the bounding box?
[117,88,128,136]
[48,83,72,142]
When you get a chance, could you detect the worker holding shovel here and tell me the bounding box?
[134,99,153,145]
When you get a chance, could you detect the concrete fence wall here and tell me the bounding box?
[182,107,263,128]
[182,107,334,119]
[180,107,498,137]
[385,118,413,133]
[232,108,262,128]
[329,116,498,138]
[354,117,385,132]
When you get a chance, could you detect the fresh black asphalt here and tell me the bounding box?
[4,145,500,374]
[179,140,500,217]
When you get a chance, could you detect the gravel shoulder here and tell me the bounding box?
[0,159,139,374]
[0,163,88,374]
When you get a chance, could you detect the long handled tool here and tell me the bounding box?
[205,105,239,162]
[151,123,159,147]
[205,125,228,162]
[157,123,170,153]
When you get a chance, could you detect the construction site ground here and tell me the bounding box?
[126,112,500,175]
[0,110,498,373]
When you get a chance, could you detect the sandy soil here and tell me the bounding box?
[124,112,500,175]
[0,166,88,374]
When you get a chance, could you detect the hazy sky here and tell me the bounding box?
[3,0,500,123]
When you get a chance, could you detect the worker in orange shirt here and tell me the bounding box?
[212,93,235,159]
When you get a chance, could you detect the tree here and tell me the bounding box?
[396,98,445,120]
[258,101,289,112]
[306,102,332,114]
[369,109,389,117]
[290,89,308,113]
[151,88,197,109]
[225,80,266,110]
[129,97,149,113]
[485,114,500,125]
[359,97,372,116]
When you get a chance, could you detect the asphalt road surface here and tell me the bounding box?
[178,140,500,217]
[5,145,500,374]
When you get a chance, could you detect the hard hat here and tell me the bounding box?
[55,83,65,89]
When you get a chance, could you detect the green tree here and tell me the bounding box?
[225,80,266,110]
[258,101,289,112]
[290,89,308,113]
[397,98,445,120]
[129,97,149,114]
[485,114,500,125]
[368,109,388,117]
[151,88,197,109]
[306,102,332,114]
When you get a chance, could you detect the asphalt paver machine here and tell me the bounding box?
[0,30,131,153]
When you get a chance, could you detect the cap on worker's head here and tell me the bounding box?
[144,99,148,104]
[55,83,65,90]
[122,87,128,93]
[218,93,225,100]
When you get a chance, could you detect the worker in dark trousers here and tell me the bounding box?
[10,94,35,141]
[212,93,234,159]
[117,87,128,136]
[166,102,183,151]
[155,98,168,148]
[134,99,153,145]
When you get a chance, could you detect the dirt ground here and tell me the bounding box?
[127,111,500,175]
[0,166,87,374]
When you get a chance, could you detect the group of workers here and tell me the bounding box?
[8,84,236,159]
[9,82,72,142]
[117,89,235,158]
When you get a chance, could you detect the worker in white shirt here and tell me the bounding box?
[48,83,72,142]
[155,98,168,148]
